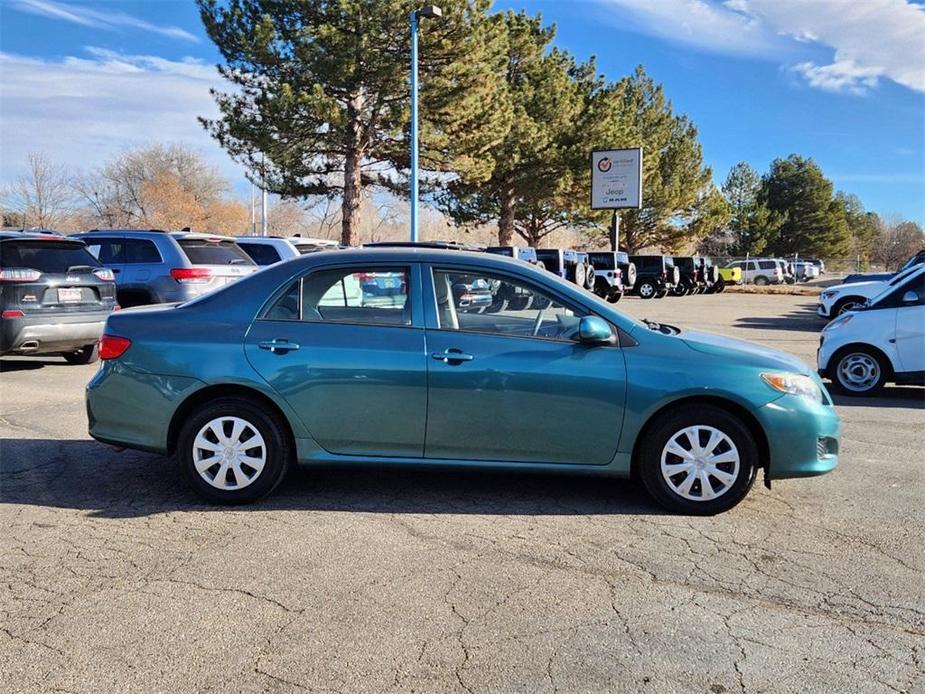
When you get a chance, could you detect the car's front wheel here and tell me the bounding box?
[830,348,888,396]
[637,280,657,299]
[177,398,291,504]
[638,405,758,515]
[62,344,99,365]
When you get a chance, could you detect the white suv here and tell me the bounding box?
[725,259,783,285]
[818,266,925,395]
[817,263,923,319]
[235,236,338,265]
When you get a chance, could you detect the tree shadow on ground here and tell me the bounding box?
[0,438,663,519]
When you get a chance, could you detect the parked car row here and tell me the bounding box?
[723,257,819,285]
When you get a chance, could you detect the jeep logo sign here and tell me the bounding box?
[590,148,643,210]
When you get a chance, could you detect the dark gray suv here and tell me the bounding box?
[74,230,257,306]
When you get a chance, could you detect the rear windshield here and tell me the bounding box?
[1,240,101,273]
[588,254,615,269]
[177,239,255,266]
[295,245,328,254]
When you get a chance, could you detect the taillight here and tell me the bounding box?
[93,268,116,282]
[0,268,42,283]
[170,268,212,283]
[99,335,132,360]
[2,310,24,319]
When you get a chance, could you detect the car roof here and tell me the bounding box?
[79,228,170,234]
[170,232,235,240]
[0,231,84,243]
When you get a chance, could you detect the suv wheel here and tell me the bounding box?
[754,276,770,286]
[830,348,887,396]
[639,405,758,515]
[606,288,623,303]
[62,343,99,365]
[637,280,657,299]
[178,398,291,504]
[833,297,865,316]
[573,263,587,288]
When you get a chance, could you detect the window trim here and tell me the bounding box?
[256,262,423,329]
[423,264,618,346]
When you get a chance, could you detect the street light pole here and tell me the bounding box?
[409,5,441,242]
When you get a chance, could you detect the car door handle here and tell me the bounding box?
[432,349,474,363]
[258,339,300,354]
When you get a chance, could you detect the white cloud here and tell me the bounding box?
[597,0,925,94]
[0,49,243,185]
[10,0,200,43]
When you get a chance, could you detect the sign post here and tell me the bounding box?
[590,147,643,251]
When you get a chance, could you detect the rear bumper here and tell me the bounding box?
[756,394,840,479]
[1,310,111,355]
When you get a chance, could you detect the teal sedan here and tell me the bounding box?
[86,247,839,514]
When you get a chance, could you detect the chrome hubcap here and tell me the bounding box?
[837,353,880,392]
[192,416,266,490]
[661,425,740,502]
[640,284,654,297]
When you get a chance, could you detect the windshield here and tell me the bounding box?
[1,240,101,273]
[886,263,922,286]
[177,239,256,266]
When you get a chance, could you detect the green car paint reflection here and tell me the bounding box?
[86,248,839,514]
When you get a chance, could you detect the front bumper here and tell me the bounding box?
[755,392,840,479]
[1,310,111,355]
[816,302,833,318]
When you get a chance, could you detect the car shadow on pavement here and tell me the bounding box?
[0,438,663,519]
[830,387,925,409]
[734,303,824,333]
[0,357,65,372]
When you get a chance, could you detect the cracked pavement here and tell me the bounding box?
[1,293,923,693]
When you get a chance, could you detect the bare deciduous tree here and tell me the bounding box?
[3,153,74,229]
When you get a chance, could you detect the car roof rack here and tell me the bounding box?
[363,241,481,251]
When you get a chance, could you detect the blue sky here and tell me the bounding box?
[1,0,923,223]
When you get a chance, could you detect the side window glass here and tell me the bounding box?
[433,269,585,341]
[124,239,161,264]
[747,261,757,271]
[240,243,280,266]
[304,267,410,325]
[264,281,301,321]
[88,239,123,264]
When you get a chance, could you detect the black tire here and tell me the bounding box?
[62,343,99,365]
[638,404,759,515]
[827,347,888,396]
[655,289,668,299]
[607,288,623,303]
[832,297,865,316]
[637,280,657,299]
[177,397,292,504]
[712,277,726,294]
[593,278,610,299]
[754,276,770,286]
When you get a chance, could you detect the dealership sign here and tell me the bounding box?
[590,148,643,209]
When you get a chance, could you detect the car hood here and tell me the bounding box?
[827,279,885,295]
[680,330,811,375]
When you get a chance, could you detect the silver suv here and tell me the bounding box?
[725,258,784,285]
[74,230,257,306]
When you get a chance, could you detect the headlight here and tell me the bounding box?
[821,290,838,300]
[824,314,853,331]
[761,373,823,402]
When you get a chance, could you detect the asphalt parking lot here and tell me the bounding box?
[2,292,923,693]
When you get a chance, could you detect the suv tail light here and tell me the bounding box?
[99,335,132,360]
[2,310,25,319]
[0,268,42,283]
[170,268,212,283]
[93,268,116,282]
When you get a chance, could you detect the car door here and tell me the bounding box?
[893,274,925,373]
[423,266,627,465]
[122,238,163,292]
[244,263,427,457]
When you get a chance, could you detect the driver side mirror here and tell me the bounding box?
[578,315,614,345]
[901,290,920,305]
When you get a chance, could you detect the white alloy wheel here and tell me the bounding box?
[660,425,740,502]
[639,282,655,298]
[837,301,863,315]
[836,353,881,393]
[192,416,267,490]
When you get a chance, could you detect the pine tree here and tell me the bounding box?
[197,0,511,245]
[721,162,784,255]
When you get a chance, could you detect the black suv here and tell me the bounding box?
[1,233,118,363]
[628,255,680,299]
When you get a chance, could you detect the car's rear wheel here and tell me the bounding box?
[178,398,291,504]
[639,405,758,515]
[607,288,623,303]
[62,343,99,365]
[637,280,657,299]
[830,348,887,396]
[754,276,770,286]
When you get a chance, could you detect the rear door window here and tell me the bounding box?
[124,239,162,264]
[83,238,124,264]
[177,238,255,266]
[1,241,101,273]
[239,243,282,266]
[758,260,776,269]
